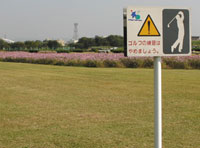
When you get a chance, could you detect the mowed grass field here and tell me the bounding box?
[0,62,199,148]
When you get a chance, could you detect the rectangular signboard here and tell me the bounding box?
[123,7,191,57]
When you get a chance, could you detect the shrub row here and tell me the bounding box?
[2,48,85,53]
[0,57,200,69]
[2,48,124,53]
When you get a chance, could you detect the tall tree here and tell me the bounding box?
[106,35,123,47]
[10,42,25,50]
[47,40,62,49]
[0,39,10,49]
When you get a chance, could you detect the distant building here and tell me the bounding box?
[69,23,79,44]
[1,38,15,43]
[72,39,79,44]
[68,39,79,44]
[192,36,200,41]
[73,23,79,41]
[57,39,66,46]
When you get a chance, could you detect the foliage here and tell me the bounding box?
[83,60,100,67]
[0,39,63,51]
[103,59,119,67]
[77,37,95,49]
[46,40,62,49]
[142,58,154,68]
[56,49,70,53]
[10,42,25,50]
[192,46,200,51]
[94,36,109,46]
[90,48,99,52]
[192,40,200,51]
[27,49,39,53]
[111,48,124,53]
[0,35,123,52]
[120,58,141,68]
[24,40,42,49]
[106,35,123,47]
[0,39,10,49]
[70,48,89,52]
[72,35,123,49]
[192,40,200,46]
[0,52,200,69]
[163,57,189,69]
[188,58,200,69]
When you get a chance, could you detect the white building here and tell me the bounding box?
[192,36,200,41]
[57,39,66,46]
[1,38,15,43]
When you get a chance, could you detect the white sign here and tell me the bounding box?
[123,7,191,57]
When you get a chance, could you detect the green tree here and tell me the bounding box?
[25,41,36,49]
[35,40,43,49]
[94,36,109,46]
[0,39,10,50]
[10,42,25,50]
[106,35,123,47]
[77,37,95,49]
[47,40,62,49]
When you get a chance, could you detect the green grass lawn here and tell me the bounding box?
[0,62,199,148]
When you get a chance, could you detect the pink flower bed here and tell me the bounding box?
[0,51,125,61]
[0,51,199,69]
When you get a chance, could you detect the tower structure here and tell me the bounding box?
[73,23,79,42]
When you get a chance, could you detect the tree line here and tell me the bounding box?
[0,35,124,51]
[69,35,123,49]
[0,40,62,50]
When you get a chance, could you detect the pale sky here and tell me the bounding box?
[0,0,199,41]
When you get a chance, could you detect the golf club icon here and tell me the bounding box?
[167,11,185,53]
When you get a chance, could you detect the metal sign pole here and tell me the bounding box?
[154,56,162,148]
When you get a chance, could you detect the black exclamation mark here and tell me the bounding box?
[148,21,150,34]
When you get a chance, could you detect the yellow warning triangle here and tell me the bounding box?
[138,15,160,36]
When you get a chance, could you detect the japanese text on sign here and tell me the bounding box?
[128,40,160,55]
[128,40,161,46]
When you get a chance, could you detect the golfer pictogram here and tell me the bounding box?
[168,11,185,53]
